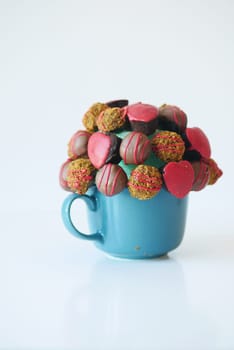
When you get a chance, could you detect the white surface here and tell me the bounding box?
[1,212,234,350]
[0,0,234,349]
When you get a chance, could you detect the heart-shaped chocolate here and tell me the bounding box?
[185,127,211,159]
[163,160,194,198]
[88,132,121,169]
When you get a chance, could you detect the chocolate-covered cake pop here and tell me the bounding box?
[88,131,121,169]
[82,102,108,132]
[59,159,72,191]
[60,98,223,201]
[126,102,158,135]
[190,159,210,191]
[151,131,185,162]
[96,163,128,196]
[66,158,95,194]
[158,104,187,133]
[120,131,151,165]
[67,130,91,160]
[128,165,162,200]
[96,107,126,132]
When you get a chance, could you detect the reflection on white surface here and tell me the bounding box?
[0,212,234,350]
[65,257,215,350]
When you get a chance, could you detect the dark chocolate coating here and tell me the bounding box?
[181,131,202,161]
[158,105,187,133]
[128,118,158,136]
[106,99,129,108]
[181,132,191,148]
[106,133,122,164]
[88,131,121,169]
[157,116,180,134]
[183,150,201,161]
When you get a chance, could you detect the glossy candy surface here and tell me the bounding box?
[96,164,128,196]
[158,104,187,133]
[59,159,72,191]
[126,102,159,135]
[67,130,91,159]
[88,132,121,169]
[191,159,210,191]
[120,131,151,164]
[186,127,211,158]
[163,160,194,198]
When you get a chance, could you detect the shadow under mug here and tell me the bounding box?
[62,187,188,259]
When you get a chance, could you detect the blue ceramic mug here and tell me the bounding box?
[62,186,188,259]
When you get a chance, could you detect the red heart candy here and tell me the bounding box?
[163,161,194,198]
[186,127,211,158]
[88,132,111,169]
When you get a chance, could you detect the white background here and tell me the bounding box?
[0,1,233,349]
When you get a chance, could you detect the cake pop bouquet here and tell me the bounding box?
[59,99,222,200]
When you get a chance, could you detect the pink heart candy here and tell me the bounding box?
[163,160,194,198]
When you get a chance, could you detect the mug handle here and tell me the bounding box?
[62,193,103,242]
